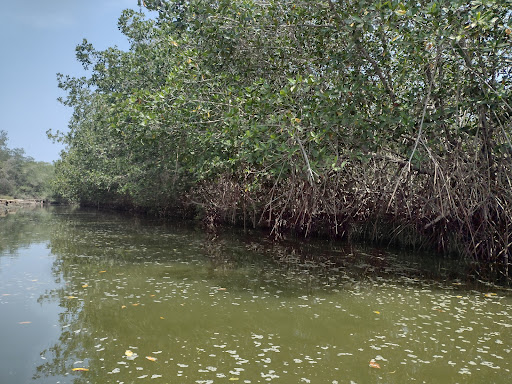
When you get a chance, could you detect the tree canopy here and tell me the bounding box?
[53,0,512,275]
[0,130,54,199]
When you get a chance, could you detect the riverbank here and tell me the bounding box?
[0,199,45,216]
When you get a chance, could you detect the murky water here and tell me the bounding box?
[1,207,511,383]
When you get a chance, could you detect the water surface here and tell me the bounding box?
[1,207,511,383]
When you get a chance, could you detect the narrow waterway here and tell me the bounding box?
[1,207,511,383]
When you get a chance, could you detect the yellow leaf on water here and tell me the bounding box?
[373,311,380,314]
[66,296,78,299]
[229,378,239,381]
[395,9,406,15]
[484,293,497,298]
[125,350,134,357]
[132,303,140,306]
[99,271,107,273]
[160,317,165,319]
[72,368,89,372]
[369,360,381,369]
[218,288,227,291]
[82,284,89,288]
[121,305,127,309]
[146,356,157,362]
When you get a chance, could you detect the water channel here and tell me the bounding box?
[1,207,511,383]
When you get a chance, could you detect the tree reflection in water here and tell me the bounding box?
[30,208,512,384]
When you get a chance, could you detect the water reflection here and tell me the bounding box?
[0,207,55,255]
[1,208,511,383]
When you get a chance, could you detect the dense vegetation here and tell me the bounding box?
[52,0,512,276]
[0,130,54,199]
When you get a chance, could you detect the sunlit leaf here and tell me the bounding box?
[18,321,31,324]
[369,360,381,369]
[146,356,157,361]
[72,368,89,372]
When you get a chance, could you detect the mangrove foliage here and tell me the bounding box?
[52,0,512,276]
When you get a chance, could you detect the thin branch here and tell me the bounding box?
[492,110,512,153]
[387,56,437,211]
[453,44,512,114]
[357,44,397,103]
[294,133,315,186]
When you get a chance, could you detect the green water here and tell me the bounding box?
[1,207,511,383]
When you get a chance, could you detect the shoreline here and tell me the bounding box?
[1,199,45,216]
[1,198,45,206]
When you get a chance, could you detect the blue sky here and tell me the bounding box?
[0,0,142,163]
